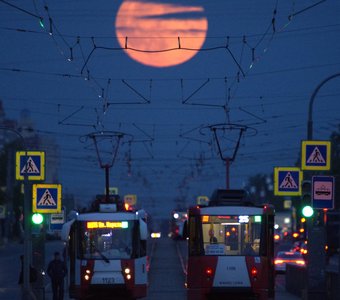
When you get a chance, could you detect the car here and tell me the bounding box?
[151,232,161,239]
[291,240,308,257]
[274,251,306,273]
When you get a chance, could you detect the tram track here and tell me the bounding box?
[175,240,187,275]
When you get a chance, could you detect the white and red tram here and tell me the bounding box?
[62,199,148,300]
[186,189,275,300]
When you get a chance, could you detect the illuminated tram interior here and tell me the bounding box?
[201,215,262,256]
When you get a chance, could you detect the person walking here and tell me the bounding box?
[47,251,67,300]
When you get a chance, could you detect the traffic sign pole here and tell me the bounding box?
[305,83,332,298]
[23,160,32,299]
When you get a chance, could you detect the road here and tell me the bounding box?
[0,237,301,300]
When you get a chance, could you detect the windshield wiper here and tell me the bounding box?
[94,246,110,263]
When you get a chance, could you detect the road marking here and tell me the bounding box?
[175,242,187,275]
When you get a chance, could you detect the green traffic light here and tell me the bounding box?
[302,205,314,218]
[32,213,44,224]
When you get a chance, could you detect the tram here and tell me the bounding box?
[186,189,275,300]
[61,195,148,299]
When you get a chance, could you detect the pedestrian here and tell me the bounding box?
[47,251,67,300]
[208,228,218,244]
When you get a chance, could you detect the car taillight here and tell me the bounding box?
[301,249,308,254]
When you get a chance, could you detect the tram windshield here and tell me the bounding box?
[201,215,262,256]
[79,220,135,259]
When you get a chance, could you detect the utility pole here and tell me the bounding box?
[0,127,34,299]
[305,73,340,299]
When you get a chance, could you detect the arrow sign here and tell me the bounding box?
[16,151,45,180]
[301,140,331,170]
[312,176,334,209]
[32,184,62,213]
[274,167,303,196]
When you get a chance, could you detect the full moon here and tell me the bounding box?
[115,0,208,68]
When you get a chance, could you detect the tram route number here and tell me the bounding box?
[102,277,115,284]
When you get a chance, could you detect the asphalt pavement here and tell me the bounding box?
[1,238,303,300]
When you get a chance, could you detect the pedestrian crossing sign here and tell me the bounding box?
[301,140,331,170]
[32,184,62,213]
[274,167,303,196]
[16,151,45,181]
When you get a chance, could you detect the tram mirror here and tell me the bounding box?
[140,219,148,240]
[182,220,188,239]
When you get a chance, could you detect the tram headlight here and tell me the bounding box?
[124,268,131,274]
[84,269,91,281]
[126,274,132,280]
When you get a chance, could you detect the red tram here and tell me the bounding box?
[186,189,275,300]
[62,196,148,299]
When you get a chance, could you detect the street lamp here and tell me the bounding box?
[305,73,340,298]
[307,73,340,140]
[0,127,33,299]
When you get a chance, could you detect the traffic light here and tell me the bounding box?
[32,213,44,225]
[301,180,314,218]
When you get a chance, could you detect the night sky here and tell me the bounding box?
[1,0,339,217]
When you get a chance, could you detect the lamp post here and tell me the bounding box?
[0,127,33,299]
[305,73,340,298]
[307,73,340,140]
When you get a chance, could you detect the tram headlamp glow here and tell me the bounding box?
[84,274,90,281]
[124,268,130,274]
[86,269,91,274]
[126,274,132,280]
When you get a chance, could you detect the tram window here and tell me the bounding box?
[79,221,135,259]
[201,215,262,256]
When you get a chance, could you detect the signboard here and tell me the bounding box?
[50,209,65,231]
[312,176,334,209]
[197,196,209,206]
[274,167,303,196]
[32,184,62,213]
[124,194,137,206]
[301,140,331,170]
[205,244,225,255]
[16,151,45,180]
[0,205,5,219]
[108,187,118,195]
